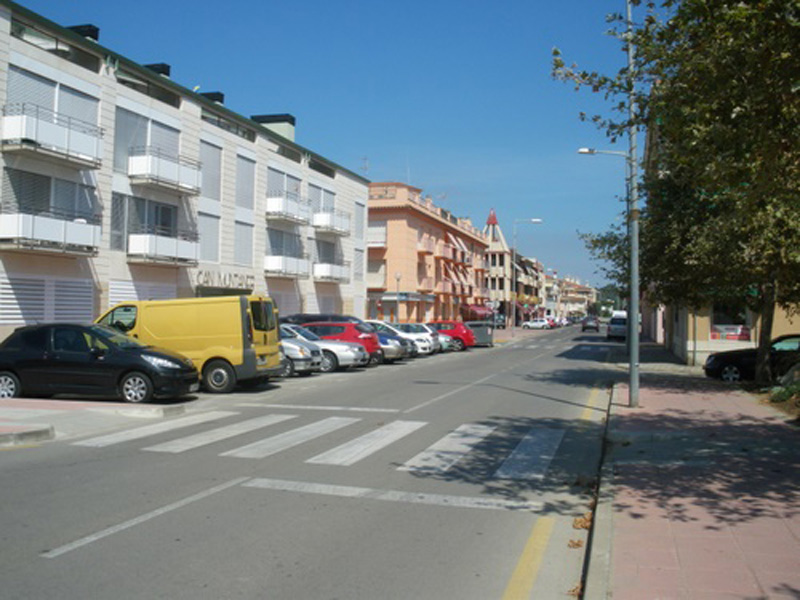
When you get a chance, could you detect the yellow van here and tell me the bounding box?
[96,295,282,393]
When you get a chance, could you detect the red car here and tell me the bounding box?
[302,322,383,365]
[426,320,476,351]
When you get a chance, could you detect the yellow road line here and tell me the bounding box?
[501,517,555,600]
[579,386,601,422]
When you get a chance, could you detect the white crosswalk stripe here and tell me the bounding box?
[398,423,496,474]
[220,416,360,459]
[307,420,427,466]
[143,414,299,454]
[493,428,565,480]
[72,411,238,448]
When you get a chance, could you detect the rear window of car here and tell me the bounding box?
[610,317,626,325]
[355,323,373,334]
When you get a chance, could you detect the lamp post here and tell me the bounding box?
[511,218,543,338]
[394,272,401,323]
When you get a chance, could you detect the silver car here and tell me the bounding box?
[280,324,369,372]
[278,331,322,377]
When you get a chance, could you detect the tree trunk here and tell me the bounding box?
[755,283,777,385]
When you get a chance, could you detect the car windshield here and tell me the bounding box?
[89,324,148,349]
[610,318,626,325]
[294,327,321,341]
[398,324,425,333]
[279,326,297,340]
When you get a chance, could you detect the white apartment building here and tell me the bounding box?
[0,1,368,339]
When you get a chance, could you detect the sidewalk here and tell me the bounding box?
[586,342,800,599]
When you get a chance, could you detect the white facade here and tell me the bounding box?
[0,3,368,339]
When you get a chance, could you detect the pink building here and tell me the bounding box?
[367,182,490,322]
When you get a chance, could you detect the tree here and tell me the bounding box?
[554,0,800,383]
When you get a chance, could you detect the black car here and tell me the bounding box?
[280,313,365,325]
[0,323,199,403]
[703,334,800,382]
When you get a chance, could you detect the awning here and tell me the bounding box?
[461,304,493,318]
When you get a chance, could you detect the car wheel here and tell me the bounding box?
[720,364,742,383]
[452,338,466,352]
[369,352,382,366]
[320,350,339,373]
[119,371,153,403]
[203,360,236,393]
[280,358,295,378]
[0,371,21,398]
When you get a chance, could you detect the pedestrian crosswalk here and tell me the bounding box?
[72,411,567,481]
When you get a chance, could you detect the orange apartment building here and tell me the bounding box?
[367,182,490,322]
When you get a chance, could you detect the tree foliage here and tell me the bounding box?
[554,0,800,383]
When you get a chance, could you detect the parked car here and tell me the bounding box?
[280,324,369,372]
[426,321,476,351]
[376,332,410,363]
[522,318,550,330]
[278,329,322,377]
[606,314,627,341]
[582,317,600,332]
[437,332,455,352]
[302,322,383,365]
[367,320,434,355]
[704,334,800,382]
[280,313,365,325]
[393,322,440,354]
[0,323,199,403]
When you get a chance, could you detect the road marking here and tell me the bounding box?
[399,424,496,474]
[72,411,238,448]
[579,386,604,422]
[501,517,555,599]
[42,477,249,558]
[243,478,543,512]
[259,404,400,413]
[403,373,496,413]
[307,420,427,466]
[220,416,360,459]
[142,414,298,453]
[493,428,565,480]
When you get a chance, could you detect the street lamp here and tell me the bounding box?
[394,272,401,323]
[511,218,543,338]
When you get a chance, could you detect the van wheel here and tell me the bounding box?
[120,372,153,403]
[203,360,236,393]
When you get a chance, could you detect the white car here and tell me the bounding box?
[366,320,434,355]
[392,322,440,354]
[280,324,369,372]
[522,318,550,330]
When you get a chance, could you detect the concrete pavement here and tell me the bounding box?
[586,341,800,599]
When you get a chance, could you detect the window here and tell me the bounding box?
[354,203,365,239]
[200,109,255,142]
[267,228,303,258]
[116,68,180,108]
[236,156,255,209]
[234,221,253,266]
[2,168,99,222]
[11,19,100,72]
[110,192,177,241]
[114,109,179,172]
[315,239,339,264]
[353,249,364,281]
[200,141,222,201]
[250,299,276,332]
[198,213,220,262]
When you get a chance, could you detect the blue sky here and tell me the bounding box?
[21,0,633,288]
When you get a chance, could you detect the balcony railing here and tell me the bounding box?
[313,260,350,282]
[265,190,311,223]
[128,146,202,194]
[263,254,310,278]
[436,243,455,261]
[127,226,199,264]
[1,103,103,168]
[367,272,387,289]
[312,210,351,236]
[417,237,435,254]
[0,209,101,254]
[367,229,387,247]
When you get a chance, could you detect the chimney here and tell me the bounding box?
[67,24,99,41]
[200,91,225,105]
[144,63,171,78]
[251,114,296,142]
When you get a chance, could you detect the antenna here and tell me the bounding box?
[361,157,369,175]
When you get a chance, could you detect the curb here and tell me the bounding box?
[88,404,187,419]
[582,383,616,600]
[0,423,55,445]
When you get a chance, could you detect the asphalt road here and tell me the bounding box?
[0,327,616,599]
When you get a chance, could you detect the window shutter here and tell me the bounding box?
[57,85,98,124]
[7,65,55,111]
[200,141,221,201]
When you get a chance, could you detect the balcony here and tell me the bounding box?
[265,191,311,224]
[313,261,350,283]
[367,229,387,248]
[127,227,199,265]
[1,103,103,168]
[417,277,434,291]
[312,210,351,236]
[263,254,310,278]
[367,272,387,290]
[128,146,202,195]
[436,243,455,261]
[0,210,101,255]
[436,281,453,295]
[417,237,435,254]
